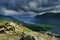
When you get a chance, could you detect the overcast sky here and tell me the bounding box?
[0,0,60,16]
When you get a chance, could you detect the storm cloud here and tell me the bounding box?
[0,0,60,15]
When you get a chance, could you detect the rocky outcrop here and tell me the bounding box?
[36,32,60,40]
[0,20,60,40]
[0,21,20,34]
[20,32,37,40]
[18,32,60,40]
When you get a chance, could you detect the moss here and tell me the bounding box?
[23,29,32,32]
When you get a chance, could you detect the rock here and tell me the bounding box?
[51,36,57,40]
[20,32,37,40]
[0,21,21,34]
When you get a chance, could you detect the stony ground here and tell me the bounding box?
[0,21,60,40]
[0,31,60,40]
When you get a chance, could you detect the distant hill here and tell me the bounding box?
[0,14,22,23]
[0,14,52,32]
[35,12,60,19]
[0,14,15,21]
[34,12,60,25]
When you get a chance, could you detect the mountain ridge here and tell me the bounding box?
[35,12,60,19]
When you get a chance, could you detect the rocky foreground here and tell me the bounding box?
[0,21,60,40]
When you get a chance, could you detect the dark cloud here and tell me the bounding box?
[0,0,60,13]
[0,0,60,23]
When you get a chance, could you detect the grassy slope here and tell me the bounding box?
[22,22,54,31]
[0,20,54,40]
[0,20,36,40]
[0,20,54,32]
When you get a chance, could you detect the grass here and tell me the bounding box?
[22,22,53,31]
[0,21,7,26]
[0,20,55,40]
[0,20,54,32]
[0,33,18,40]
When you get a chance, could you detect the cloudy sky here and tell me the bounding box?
[0,0,60,22]
[0,0,60,15]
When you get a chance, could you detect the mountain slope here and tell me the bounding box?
[35,13,60,19]
[34,12,60,25]
[34,12,60,34]
[0,14,60,40]
[0,20,60,40]
[0,14,52,31]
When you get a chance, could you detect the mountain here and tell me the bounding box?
[0,14,60,40]
[0,20,60,40]
[34,12,60,25]
[0,14,60,32]
[0,14,52,31]
[0,14,15,21]
[35,12,60,19]
[0,14,23,23]
[34,12,60,34]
